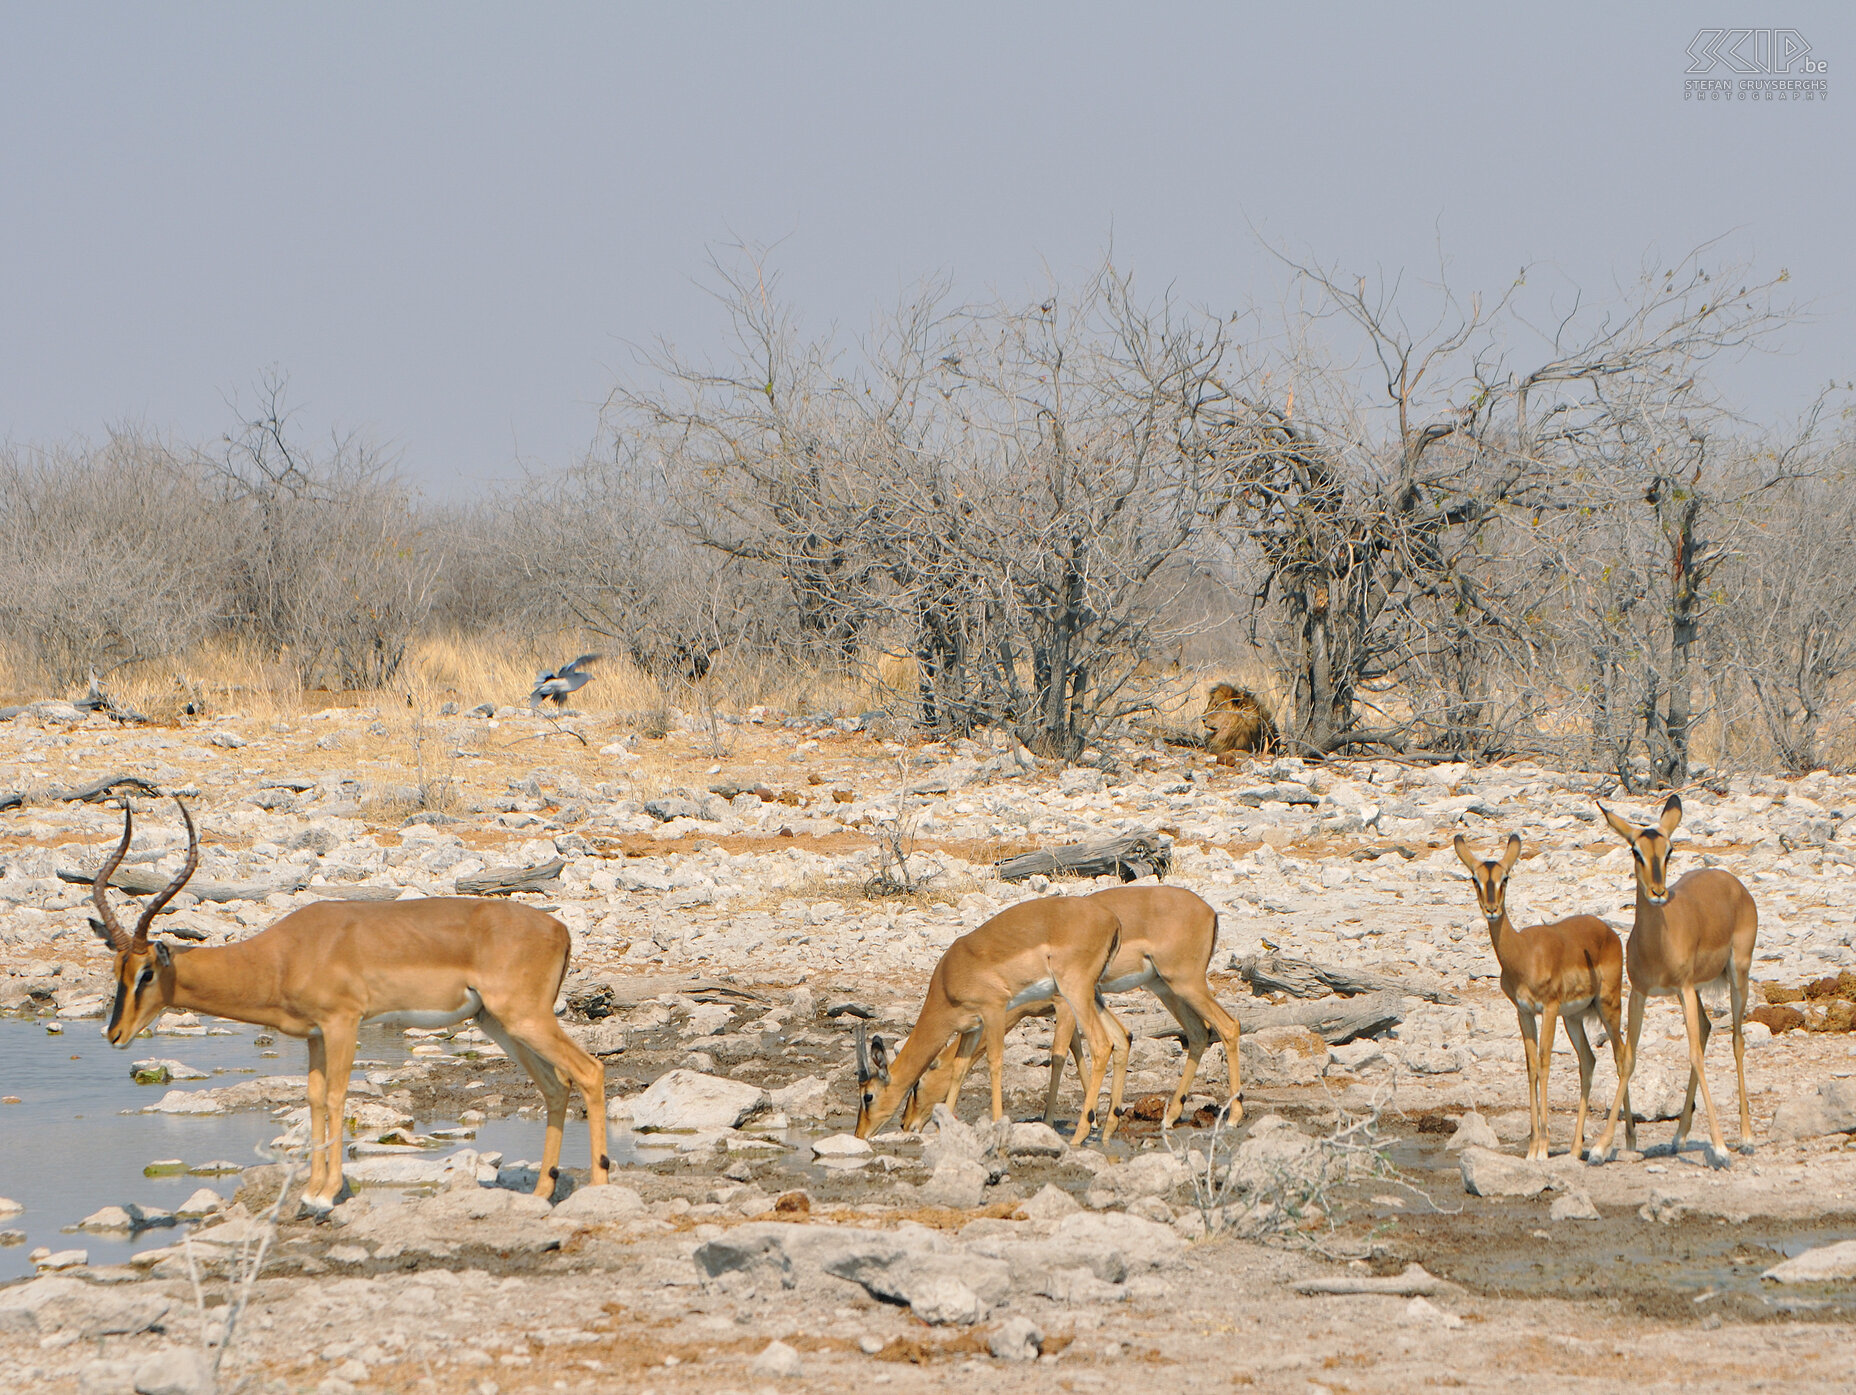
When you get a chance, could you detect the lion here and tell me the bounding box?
[1202,683,1278,764]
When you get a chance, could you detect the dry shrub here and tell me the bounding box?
[0,436,229,693]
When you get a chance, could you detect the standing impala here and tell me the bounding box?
[92,797,610,1212]
[855,895,1129,1146]
[903,885,1242,1133]
[1589,795,1758,1167]
[1455,834,1627,1161]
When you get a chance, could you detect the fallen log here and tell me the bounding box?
[307,885,404,901]
[576,974,764,1009]
[1292,1263,1456,1297]
[1233,783,1321,808]
[995,831,1172,883]
[75,678,148,724]
[58,865,305,903]
[1117,989,1406,1045]
[1253,991,1407,1043]
[56,775,162,803]
[455,857,566,896]
[1240,953,1458,1005]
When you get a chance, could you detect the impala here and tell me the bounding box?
[902,885,1242,1132]
[854,895,1129,1146]
[1455,834,1627,1160]
[1589,795,1759,1167]
[92,797,609,1211]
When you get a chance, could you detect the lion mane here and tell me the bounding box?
[1202,683,1278,763]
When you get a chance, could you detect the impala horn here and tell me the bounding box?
[854,1021,872,1083]
[90,802,138,953]
[129,798,200,954]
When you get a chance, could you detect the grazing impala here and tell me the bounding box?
[855,895,1129,1146]
[1590,795,1759,1167]
[1455,834,1627,1160]
[92,797,609,1212]
[903,885,1242,1132]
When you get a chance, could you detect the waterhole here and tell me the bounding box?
[0,1017,543,1280]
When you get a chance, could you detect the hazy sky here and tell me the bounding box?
[3,4,1850,496]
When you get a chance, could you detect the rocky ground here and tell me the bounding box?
[3,697,1855,1393]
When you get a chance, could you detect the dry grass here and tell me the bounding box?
[9,625,1846,772]
[0,631,883,725]
[788,869,969,910]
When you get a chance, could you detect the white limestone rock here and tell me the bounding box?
[630,1070,768,1131]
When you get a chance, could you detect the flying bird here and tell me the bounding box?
[529,653,602,707]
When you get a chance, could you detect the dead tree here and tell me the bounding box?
[1206,245,1798,765]
[1723,454,1856,771]
[204,374,438,691]
[620,252,1229,758]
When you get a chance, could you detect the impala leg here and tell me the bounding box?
[1149,985,1206,1128]
[1623,990,1641,1155]
[1595,979,1630,1161]
[1675,986,1728,1166]
[1062,988,1116,1147]
[527,1053,567,1202]
[1169,978,1244,1127]
[1045,1002,1078,1124]
[1621,991,1640,1154]
[519,1040,573,1197]
[940,1028,984,1117]
[1729,966,1753,1153]
[474,1014,557,1192]
[1097,1005,1132,1143]
[981,1012,1010,1123]
[310,1021,359,1211]
[1561,1012,1598,1161]
[521,1019,610,1188]
[481,1012,604,1197]
[1672,1003,1710,1149]
[305,1029,331,1206]
[1534,1002,1561,1161]
[1591,989,1645,1163]
[1040,1018,1089,1130]
[1514,1003,1542,1160]
[538,1026,612,1188]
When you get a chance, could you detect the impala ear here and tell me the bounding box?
[1452,835,1479,871]
[90,916,114,945]
[1499,834,1521,873]
[1598,802,1636,844]
[154,942,173,970]
[870,1035,890,1084]
[1659,795,1683,835]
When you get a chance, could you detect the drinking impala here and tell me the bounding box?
[93,796,610,1212]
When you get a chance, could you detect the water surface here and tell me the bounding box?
[0,1017,531,1280]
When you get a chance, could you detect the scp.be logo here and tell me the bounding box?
[1685,29,1825,74]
